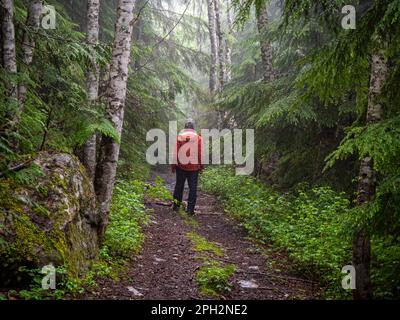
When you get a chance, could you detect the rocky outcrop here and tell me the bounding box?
[0,153,99,286]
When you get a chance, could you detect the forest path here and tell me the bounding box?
[85,167,316,300]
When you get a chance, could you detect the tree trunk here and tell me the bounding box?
[17,0,43,113]
[82,0,101,182]
[353,51,388,300]
[224,0,232,82]
[1,0,17,113]
[214,0,225,89]
[94,0,135,239]
[207,0,218,94]
[256,3,274,82]
[133,0,146,70]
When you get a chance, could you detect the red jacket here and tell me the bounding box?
[172,128,204,172]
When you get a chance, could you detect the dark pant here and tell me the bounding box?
[173,167,199,213]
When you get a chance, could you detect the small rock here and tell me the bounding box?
[238,280,259,289]
[248,266,259,271]
[127,287,143,297]
[154,257,166,262]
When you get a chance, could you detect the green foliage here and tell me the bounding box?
[196,260,236,297]
[326,117,400,174]
[145,176,173,201]
[74,119,121,147]
[102,176,171,259]
[12,164,44,185]
[186,229,235,298]
[201,166,400,299]
[103,180,150,258]
[186,232,224,257]
[16,265,84,300]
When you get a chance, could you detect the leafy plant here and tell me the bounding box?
[103,180,150,258]
[196,260,236,297]
[201,166,400,299]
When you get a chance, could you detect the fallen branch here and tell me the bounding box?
[0,159,33,178]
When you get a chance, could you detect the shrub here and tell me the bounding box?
[103,180,149,258]
[201,166,400,299]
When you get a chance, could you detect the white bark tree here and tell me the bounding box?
[94,0,135,238]
[82,0,100,182]
[224,0,232,83]
[1,0,17,104]
[207,0,218,94]
[17,0,43,117]
[214,0,225,89]
[256,3,274,82]
[353,50,388,300]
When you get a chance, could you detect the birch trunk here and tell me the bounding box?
[94,0,135,239]
[17,0,42,113]
[353,51,388,300]
[1,0,17,107]
[82,0,100,182]
[225,0,232,82]
[207,0,218,94]
[214,0,225,89]
[256,4,274,82]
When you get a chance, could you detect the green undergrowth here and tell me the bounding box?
[200,166,400,299]
[102,179,150,259]
[7,174,172,300]
[186,231,235,297]
[196,260,236,297]
[100,175,172,267]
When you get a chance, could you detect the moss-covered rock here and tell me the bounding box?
[0,153,99,286]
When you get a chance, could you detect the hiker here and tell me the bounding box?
[172,119,204,215]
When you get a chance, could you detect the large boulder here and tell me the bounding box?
[0,153,99,286]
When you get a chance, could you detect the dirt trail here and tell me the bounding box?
[85,168,316,300]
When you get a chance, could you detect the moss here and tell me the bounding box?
[186,232,223,257]
[32,204,51,218]
[36,185,49,198]
[185,230,236,298]
[178,209,199,227]
[14,216,52,259]
[0,153,99,289]
[0,179,25,214]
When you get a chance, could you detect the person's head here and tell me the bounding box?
[184,118,195,130]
